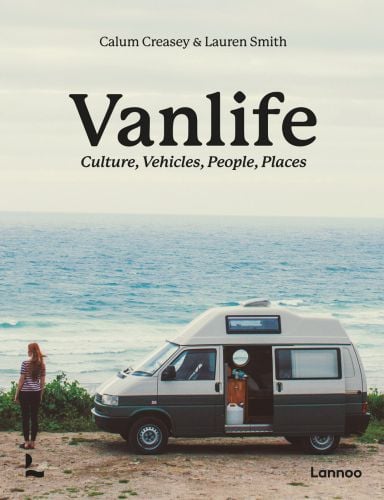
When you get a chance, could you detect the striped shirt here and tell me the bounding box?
[20,360,46,391]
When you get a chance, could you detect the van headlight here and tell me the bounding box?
[101,394,119,406]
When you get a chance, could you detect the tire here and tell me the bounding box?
[303,434,340,454]
[284,436,303,447]
[129,416,169,455]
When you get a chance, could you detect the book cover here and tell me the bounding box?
[1,1,383,498]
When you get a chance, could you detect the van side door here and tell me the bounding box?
[158,346,224,437]
[272,346,346,434]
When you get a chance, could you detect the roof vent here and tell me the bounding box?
[242,298,271,308]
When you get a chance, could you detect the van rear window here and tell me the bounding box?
[275,348,341,380]
[226,315,281,334]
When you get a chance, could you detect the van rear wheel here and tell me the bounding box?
[304,434,340,454]
[129,416,168,455]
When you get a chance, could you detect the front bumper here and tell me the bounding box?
[91,407,127,434]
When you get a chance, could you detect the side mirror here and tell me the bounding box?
[161,365,176,381]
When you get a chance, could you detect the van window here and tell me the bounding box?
[276,348,341,380]
[226,316,281,334]
[170,349,216,381]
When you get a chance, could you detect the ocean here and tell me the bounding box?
[0,213,383,391]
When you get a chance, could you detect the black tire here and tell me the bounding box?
[303,434,340,454]
[284,436,303,447]
[129,416,169,455]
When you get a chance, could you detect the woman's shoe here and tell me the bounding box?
[19,443,28,449]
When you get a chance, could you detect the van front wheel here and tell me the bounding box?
[129,417,168,455]
[304,434,340,454]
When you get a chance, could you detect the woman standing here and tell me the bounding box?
[14,343,46,449]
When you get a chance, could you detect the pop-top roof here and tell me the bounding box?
[173,305,350,346]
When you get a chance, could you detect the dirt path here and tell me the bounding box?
[0,432,383,499]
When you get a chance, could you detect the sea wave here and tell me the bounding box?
[275,299,305,307]
[0,319,57,329]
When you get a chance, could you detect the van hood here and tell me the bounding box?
[96,372,157,397]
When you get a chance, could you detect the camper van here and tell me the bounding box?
[92,300,370,454]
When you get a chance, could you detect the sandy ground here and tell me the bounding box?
[0,432,383,499]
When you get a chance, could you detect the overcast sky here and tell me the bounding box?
[1,0,383,217]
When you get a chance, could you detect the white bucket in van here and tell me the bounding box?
[226,403,244,425]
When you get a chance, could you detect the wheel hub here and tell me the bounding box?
[310,434,334,450]
[138,425,162,449]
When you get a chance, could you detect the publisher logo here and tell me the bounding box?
[25,453,44,478]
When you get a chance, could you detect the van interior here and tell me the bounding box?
[224,346,273,424]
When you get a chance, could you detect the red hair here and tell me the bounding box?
[28,343,45,380]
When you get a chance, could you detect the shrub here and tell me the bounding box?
[0,372,96,432]
[358,420,384,443]
[367,388,384,421]
[0,382,19,430]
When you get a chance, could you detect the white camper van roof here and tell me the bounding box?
[173,304,350,346]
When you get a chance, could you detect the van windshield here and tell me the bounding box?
[131,342,179,376]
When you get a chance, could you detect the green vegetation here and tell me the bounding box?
[0,372,96,431]
[357,388,384,443]
[358,420,384,443]
[367,388,384,420]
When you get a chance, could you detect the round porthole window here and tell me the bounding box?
[232,349,249,367]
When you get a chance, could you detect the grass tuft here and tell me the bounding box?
[358,420,384,443]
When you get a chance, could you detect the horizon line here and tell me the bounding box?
[0,210,383,220]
